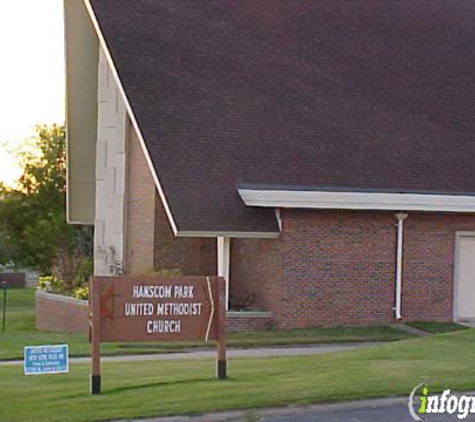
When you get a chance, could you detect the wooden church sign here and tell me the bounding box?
[89,276,227,394]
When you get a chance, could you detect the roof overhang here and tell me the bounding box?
[66,0,280,240]
[238,188,475,213]
[177,230,280,239]
[83,0,180,236]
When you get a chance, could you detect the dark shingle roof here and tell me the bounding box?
[89,0,475,234]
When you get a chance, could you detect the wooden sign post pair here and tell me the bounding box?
[89,276,227,394]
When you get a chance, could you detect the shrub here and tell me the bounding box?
[38,275,64,294]
[38,247,92,299]
[72,285,89,300]
[51,246,92,293]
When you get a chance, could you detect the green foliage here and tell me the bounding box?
[37,275,51,291]
[71,285,89,300]
[0,124,92,273]
[38,251,92,298]
[50,247,92,292]
[37,275,63,294]
[16,124,66,200]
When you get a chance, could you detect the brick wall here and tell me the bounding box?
[402,213,475,321]
[35,291,89,334]
[154,194,217,275]
[226,312,274,331]
[125,126,156,275]
[230,210,475,329]
[230,237,284,321]
[125,126,216,277]
[280,210,397,328]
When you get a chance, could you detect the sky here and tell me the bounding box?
[0,0,65,186]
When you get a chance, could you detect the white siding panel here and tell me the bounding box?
[456,235,475,320]
[97,61,108,103]
[115,153,126,194]
[95,141,107,181]
[94,219,105,248]
[94,180,106,220]
[93,47,128,276]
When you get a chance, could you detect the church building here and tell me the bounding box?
[65,0,475,329]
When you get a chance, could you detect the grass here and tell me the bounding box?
[406,321,470,334]
[0,288,412,360]
[1,328,475,422]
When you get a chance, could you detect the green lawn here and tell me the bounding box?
[1,328,475,422]
[0,288,412,360]
[407,320,470,334]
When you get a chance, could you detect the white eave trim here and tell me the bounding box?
[238,189,475,213]
[83,0,179,236]
[177,230,280,239]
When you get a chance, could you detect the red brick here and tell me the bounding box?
[231,210,475,329]
[35,291,88,334]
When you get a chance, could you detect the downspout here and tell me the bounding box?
[395,213,408,320]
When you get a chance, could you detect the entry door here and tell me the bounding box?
[455,234,475,321]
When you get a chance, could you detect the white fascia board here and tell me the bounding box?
[239,189,475,213]
[65,0,98,225]
[177,230,280,239]
[83,0,179,236]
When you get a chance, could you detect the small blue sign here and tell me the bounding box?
[24,345,69,375]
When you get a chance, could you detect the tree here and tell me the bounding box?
[0,124,92,275]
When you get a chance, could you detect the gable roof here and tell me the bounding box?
[86,0,475,235]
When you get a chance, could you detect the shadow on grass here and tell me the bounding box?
[104,376,235,395]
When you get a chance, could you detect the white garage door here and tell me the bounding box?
[455,234,475,321]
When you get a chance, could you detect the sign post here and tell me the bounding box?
[1,281,7,333]
[216,278,226,379]
[90,284,101,394]
[89,276,227,394]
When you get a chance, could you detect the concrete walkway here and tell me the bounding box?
[391,324,431,337]
[0,342,377,366]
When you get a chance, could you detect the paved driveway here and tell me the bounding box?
[132,397,471,422]
[259,401,460,421]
